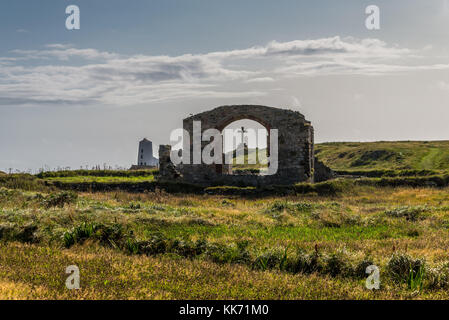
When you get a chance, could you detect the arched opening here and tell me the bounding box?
[217,119,269,175]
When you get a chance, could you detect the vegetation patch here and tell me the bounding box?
[205,180,353,197]
[387,253,426,290]
[350,149,401,167]
[336,169,443,178]
[3,160,449,298]
[0,223,38,243]
[47,180,203,194]
[37,169,158,179]
[315,141,449,171]
[385,206,430,221]
[44,191,78,208]
[63,222,126,248]
[0,174,50,192]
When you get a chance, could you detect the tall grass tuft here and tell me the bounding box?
[387,253,425,285]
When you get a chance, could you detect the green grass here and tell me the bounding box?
[232,148,268,171]
[36,169,157,178]
[1,184,449,299]
[44,175,155,183]
[315,141,449,171]
[2,141,449,299]
[144,223,414,243]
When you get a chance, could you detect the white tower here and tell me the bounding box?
[137,138,158,166]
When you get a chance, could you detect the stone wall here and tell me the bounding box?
[158,145,181,180]
[160,105,316,186]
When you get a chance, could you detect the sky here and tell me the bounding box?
[1,0,449,172]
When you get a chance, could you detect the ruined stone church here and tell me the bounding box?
[158,105,333,186]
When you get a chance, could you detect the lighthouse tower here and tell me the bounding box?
[137,138,159,167]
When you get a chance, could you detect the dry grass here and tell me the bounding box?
[1,242,448,300]
[1,185,449,299]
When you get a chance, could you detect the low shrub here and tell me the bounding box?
[354,257,375,279]
[0,174,49,191]
[285,249,323,274]
[385,206,429,221]
[206,240,251,265]
[63,222,125,248]
[267,201,289,213]
[387,253,426,285]
[127,202,142,210]
[44,191,78,208]
[0,223,38,243]
[138,234,168,255]
[294,202,313,212]
[63,222,97,247]
[252,248,285,271]
[170,239,208,258]
[323,251,353,277]
[426,262,449,290]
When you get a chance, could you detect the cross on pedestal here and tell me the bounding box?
[238,126,247,145]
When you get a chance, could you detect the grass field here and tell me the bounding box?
[44,175,155,183]
[315,140,449,171]
[1,184,449,299]
[229,140,449,174]
[1,141,449,299]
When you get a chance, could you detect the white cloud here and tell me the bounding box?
[11,47,119,61]
[277,60,449,76]
[245,77,275,83]
[0,37,447,106]
[207,36,408,60]
[45,43,73,49]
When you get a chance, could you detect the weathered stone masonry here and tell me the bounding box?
[159,105,330,186]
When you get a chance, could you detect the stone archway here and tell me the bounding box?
[214,117,270,175]
[177,105,315,186]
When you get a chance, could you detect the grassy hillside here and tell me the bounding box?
[315,141,449,171]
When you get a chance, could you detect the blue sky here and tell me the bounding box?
[1,0,449,171]
[3,0,448,55]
